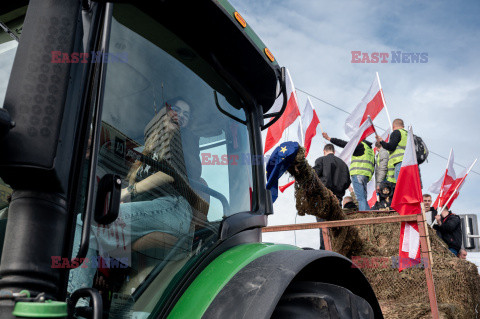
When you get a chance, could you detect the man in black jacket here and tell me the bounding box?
[433,207,462,256]
[314,144,350,250]
[313,144,350,203]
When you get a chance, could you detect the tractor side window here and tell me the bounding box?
[68,4,255,317]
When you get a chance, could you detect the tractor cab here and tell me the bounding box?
[0,1,283,317]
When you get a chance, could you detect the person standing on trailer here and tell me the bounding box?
[375,119,407,185]
[322,132,374,211]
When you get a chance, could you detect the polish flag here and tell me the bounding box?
[344,73,386,138]
[338,116,375,166]
[430,149,456,208]
[298,97,320,156]
[367,173,377,208]
[390,127,422,272]
[264,69,301,153]
[437,159,477,213]
[429,149,456,194]
[280,98,321,193]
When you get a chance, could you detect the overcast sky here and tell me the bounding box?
[1,2,479,252]
[229,0,480,248]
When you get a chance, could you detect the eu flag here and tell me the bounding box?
[266,141,300,202]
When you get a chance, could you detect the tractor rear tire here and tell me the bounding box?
[271,281,374,319]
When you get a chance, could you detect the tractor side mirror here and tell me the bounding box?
[94,174,121,225]
[261,67,287,131]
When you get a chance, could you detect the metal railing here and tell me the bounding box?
[262,211,440,319]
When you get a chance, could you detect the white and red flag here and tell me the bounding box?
[429,149,455,195]
[367,173,377,208]
[298,97,321,156]
[390,127,422,272]
[264,69,301,154]
[430,149,456,208]
[280,98,321,193]
[338,116,375,166]
[344,72,388,138]
[438,159,477,214]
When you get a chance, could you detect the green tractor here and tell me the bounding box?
[0,1,382,318]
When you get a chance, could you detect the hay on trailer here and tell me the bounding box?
[347,211,480,319]
[286,147,375,257]
[287,147,480,318]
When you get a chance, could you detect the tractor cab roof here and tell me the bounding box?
[0,0,281,114]
[132,0,281,114]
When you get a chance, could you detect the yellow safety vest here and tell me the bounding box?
[386,128,407,183]
[350,141,374,181]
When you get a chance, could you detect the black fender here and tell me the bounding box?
[203,249,383,319]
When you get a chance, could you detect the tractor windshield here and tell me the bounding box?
[68,4,255,316]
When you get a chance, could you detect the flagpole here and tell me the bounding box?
[368,115,378,137]
[436,148,453,206]
[438,158,477,215]
[376,72,393,131]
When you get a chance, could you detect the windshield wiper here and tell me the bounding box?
[0,21,19,42]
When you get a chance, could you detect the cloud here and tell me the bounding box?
[231,0,480,245]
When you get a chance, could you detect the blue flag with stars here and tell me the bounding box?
[266,141,300,202]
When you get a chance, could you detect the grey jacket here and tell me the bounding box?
[375,148,389,187]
